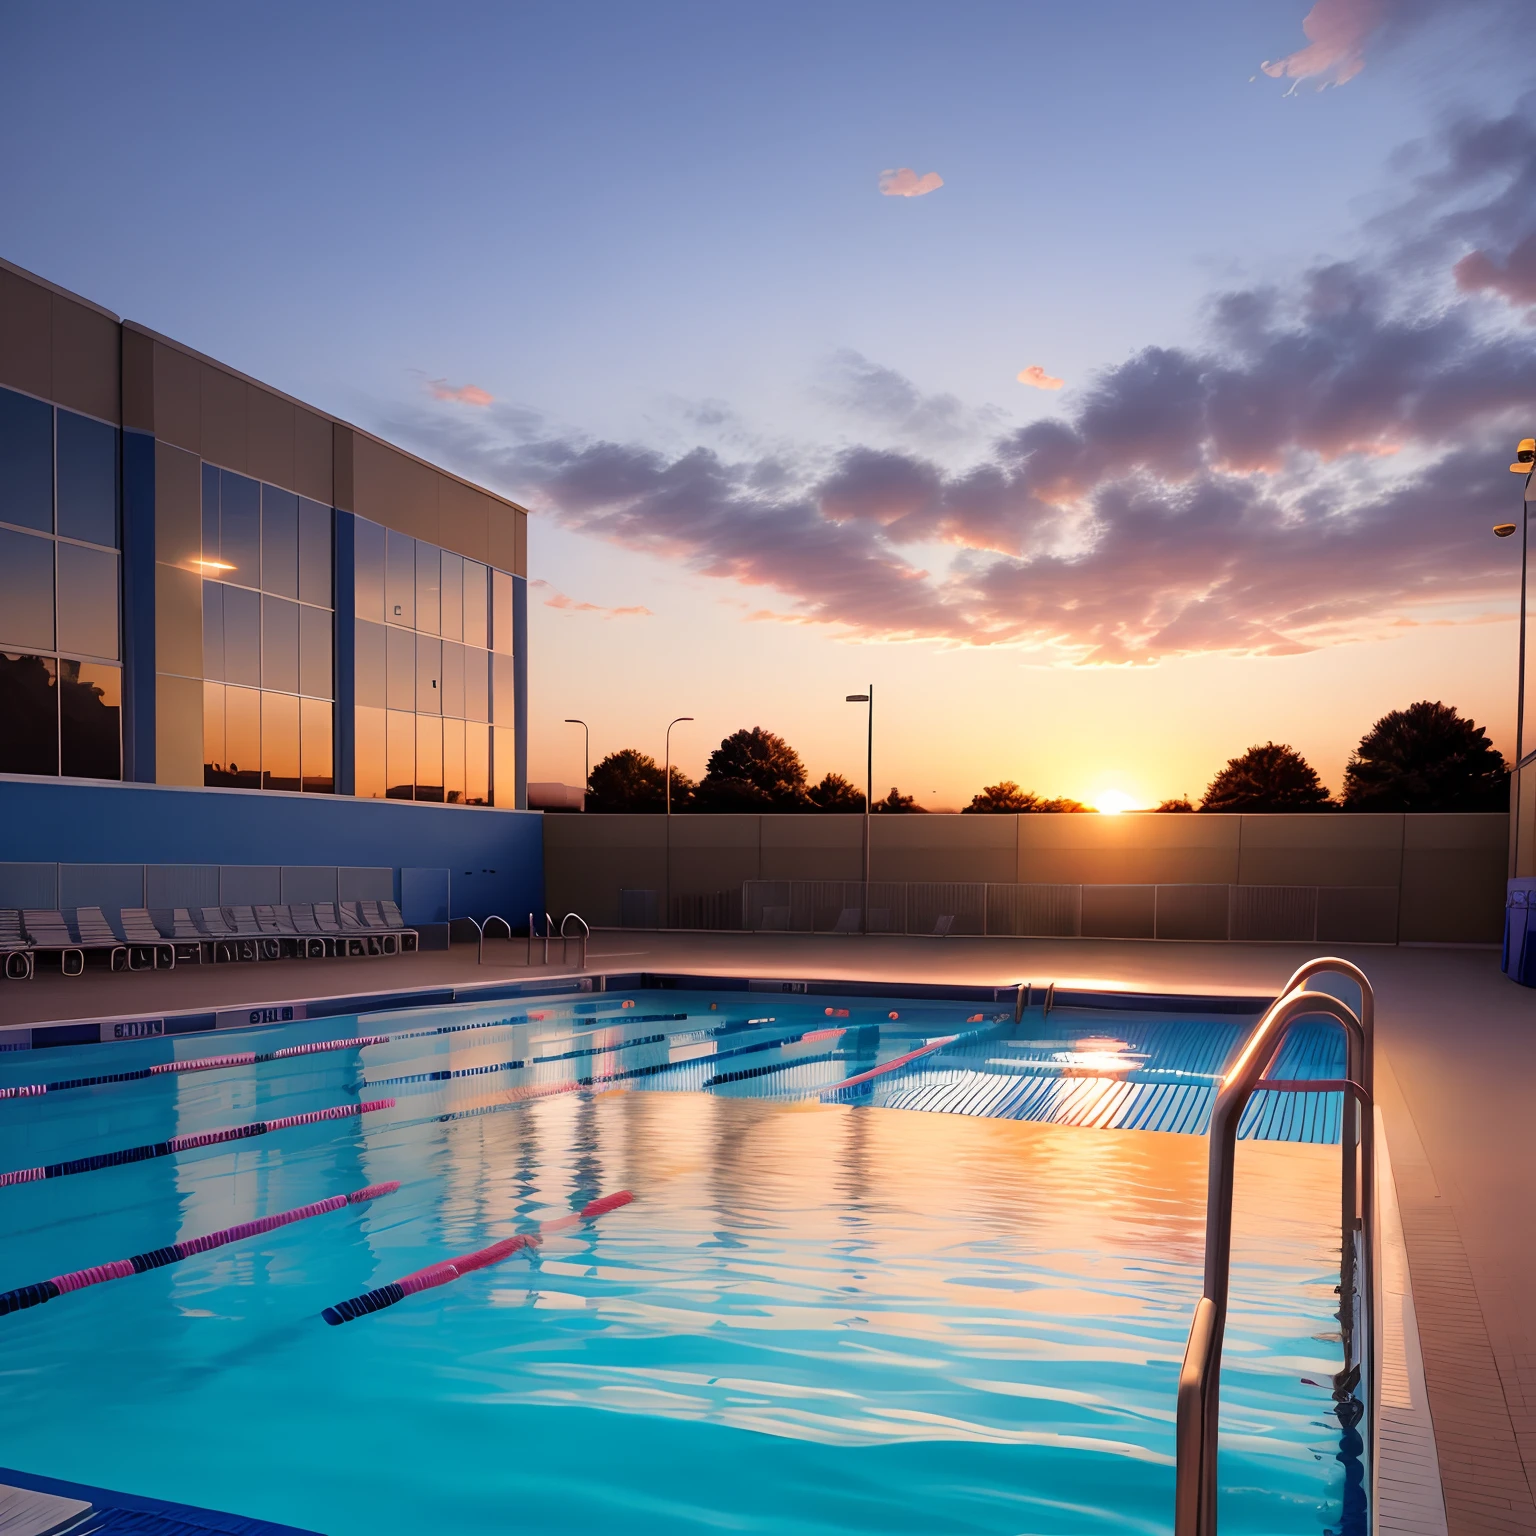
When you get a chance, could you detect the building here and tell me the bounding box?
[0,257,542,935]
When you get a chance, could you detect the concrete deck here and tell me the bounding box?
[3,929,1531,1533]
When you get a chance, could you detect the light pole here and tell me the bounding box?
[564,719,588,806]
[1500,438,1535,872]
[846,687,872,934]
[664,716,692,927]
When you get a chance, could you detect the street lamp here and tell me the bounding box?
[564,719,588,805]
[846,687,872,934]
[1506,439,1535,873]
[663,716,693,930]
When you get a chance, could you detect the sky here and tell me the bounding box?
[3,0,1533,809]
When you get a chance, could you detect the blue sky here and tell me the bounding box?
[3,1,1531,805]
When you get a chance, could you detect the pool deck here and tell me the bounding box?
[3,928,1532,1534]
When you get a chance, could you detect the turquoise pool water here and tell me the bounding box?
[0,990,1358,1534]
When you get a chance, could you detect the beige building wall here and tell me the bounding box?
[544,811,1510,943]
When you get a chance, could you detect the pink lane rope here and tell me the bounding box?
[0,1099,395,1187]
[322,1190,633,1324]
[817,1035,959,1096]
[1,1182,399,1316]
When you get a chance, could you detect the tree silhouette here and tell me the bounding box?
[1200,743,1331,813]
[1155,797,1194,813]
[808,771,865,812]
[695,727,810,812]
[1342,701,1508,812]
[872,786,926,813]
[586,748,694,812]
[963,781,1093,813]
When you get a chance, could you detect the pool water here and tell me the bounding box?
[0,991,1358,1535]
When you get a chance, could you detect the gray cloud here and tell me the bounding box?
[391,102,1536,665]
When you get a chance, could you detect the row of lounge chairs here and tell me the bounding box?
[0,902,418,979]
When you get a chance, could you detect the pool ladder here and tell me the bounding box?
[462,912,589,969]
[1175,958,1377,1536]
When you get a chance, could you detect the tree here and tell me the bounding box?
[695,727,811,812]
[872,786,926,813]
[586,749,694,813]
[1155,797,1195,813]
[808,771,865,812]
[1342,701,1508,812]
[963,781,1094,813]
[1200,743,1331,813]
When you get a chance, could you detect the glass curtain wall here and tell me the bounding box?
[0,385,122,780]
[353,517,513,804]
[200,467,334,792]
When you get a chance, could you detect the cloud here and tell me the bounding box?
[1261,0,1386,87]
[878,167,944,198]
[427,379,494,406]
[1455,235,1536,308]
[1017,366,1064,391]
[822,350,1005,445]
[389,102,1536,668]
[531,579,651,619]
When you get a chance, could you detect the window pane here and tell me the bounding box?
[354,516,385,622]
[56,542,119,659]
[442,716,465,804]
[298,498,332,607]
[492,569,514,655]
[301,696,334,793]
[385,531,415,627]
[56,411,118,547]
[261,486,299,598]
[464,644,488,722]
[0,387,53,532]
[491,650,515,724]
[0,528,54,650]
[415,714,443,802]
[441,552,462,642]
[220,471,260,587]
[355,705,386,799]
[201,463,220,572]
[300,604,333,698]
[59,660,120,780]
[0,652,58,774]
[261,595,300,694]
[492,724,516,807]
[416,542,440,636]
[386,709,414,799]
[355,618,386,709]
[203,681,226,786]
[416,633,441,714]
[463,560,487,649]
[386,624,414,711]
[262,689,300,791]
[465,720,489,806]
[225,685,261,788]
[223,584,261,686]
[440,640,465,718]
[201,580,225,681]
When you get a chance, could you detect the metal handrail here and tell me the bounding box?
[559,912,589,970]
[1175,984,1373,1536]
[463,914,512,965]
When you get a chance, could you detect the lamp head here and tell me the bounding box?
[846,694,870,703]
[1495,523,1519,538]
[1512,438,1536,473]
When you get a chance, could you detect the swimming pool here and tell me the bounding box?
[0,988,1360,1534]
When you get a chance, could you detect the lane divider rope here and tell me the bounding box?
[321,1190,634,1325]
[0,1099,395,1187]
[818,1016,1008,1099]
[0,1182,400,1317]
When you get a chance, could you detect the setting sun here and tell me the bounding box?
[1096,789,1139,816]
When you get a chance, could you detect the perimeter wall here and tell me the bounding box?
[543,811,1507,944]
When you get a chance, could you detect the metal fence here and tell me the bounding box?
[702,880,1401,944]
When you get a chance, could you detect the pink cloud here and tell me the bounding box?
[879,167,944,198]
[1454,234,1536,308]
[531,578,651,619]
[428,379,494,406]
[1261,0,1385,87]
[1017,365,1064,391]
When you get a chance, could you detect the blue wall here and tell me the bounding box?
[0,777,543,921]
